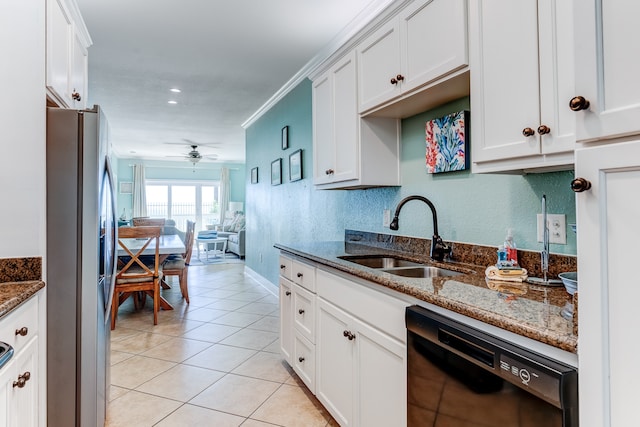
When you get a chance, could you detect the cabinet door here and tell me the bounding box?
[573,1,640,142]
[46,0,72,107]
[357,20,401,112]
[331,52,359,184]
[317,298,355,427]
[470,0,541,163]
[399,0,468,94]
[293,284,315,343]
[279,278,293,364]
[70,30,88,109]
[575,140,640,427]
[293,332,316,394]
[12,338,38,427]
[355,318,406,427]
[312,73,334,185]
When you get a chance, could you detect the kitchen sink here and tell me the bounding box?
[0,341,14,370]
[381,266,463,278]
[338,255,423,269]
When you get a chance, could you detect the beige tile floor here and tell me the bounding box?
[107,262,337,427]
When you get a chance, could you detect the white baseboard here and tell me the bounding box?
[244,266,278,297]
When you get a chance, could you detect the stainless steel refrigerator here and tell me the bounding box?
[46,106,117,427]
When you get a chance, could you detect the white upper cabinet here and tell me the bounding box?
[357,0,468,114]
[470,0,575,173]
[312,52,400,189]
[572,0,640,143]
[46,0,90,109]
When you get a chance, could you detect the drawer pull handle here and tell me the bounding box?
[15,327,28,337]
[298,309,305,315]
[325,169,334,175]
[71,91,82,101]
[13,371,31,388]
[343,330,356,341]
[298,356,305,363]
[297,272,303,278]
[285,291,291,296]
[280,264,286,269]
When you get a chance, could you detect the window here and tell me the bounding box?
[145,180,220,230]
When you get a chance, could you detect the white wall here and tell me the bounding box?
[0,0,46,258]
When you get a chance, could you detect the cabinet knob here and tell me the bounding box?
[71,91,82,101]
[396,74,405,82]
[296,272,303,278]
[343,330,356,340]
[325,169,334,175]
[537,125,551,135]
[571,177,592,192]
[298,309,305,315]
[12,371,31,389]
[298,356,305,363]
[522,127,535,137]
[390,77,398,85]
[569,96,590,111]
[15,327,28,337]
[285,291,291,296]
[280,264,286,269]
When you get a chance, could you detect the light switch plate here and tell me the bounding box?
[537,214,567,244]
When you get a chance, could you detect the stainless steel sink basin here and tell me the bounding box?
[381,266,463,278]
[338,255,423,269]
[0,341,14,370]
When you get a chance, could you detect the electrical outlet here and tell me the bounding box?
[383,209,391,227]
[537,214,567,244]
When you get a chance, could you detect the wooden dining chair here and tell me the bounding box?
[132,217,166,227]
[161,220,195,303]
[111,226,162,330]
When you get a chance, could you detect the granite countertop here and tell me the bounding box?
[275,238,577,354]
[0,281,45,319]
[0,257,45,320]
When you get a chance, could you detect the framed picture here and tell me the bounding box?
[119,182,133,194]
[271,158,282,185]
[425,110,469,174]
[281,125,289,150]
[289,149,303,182]
[251,167,258,184]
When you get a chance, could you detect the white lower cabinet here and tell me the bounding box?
[0,296,41,427]
[316,269,406,427]
[279,255,407,427]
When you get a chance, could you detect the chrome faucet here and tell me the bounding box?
[389,195,451,261]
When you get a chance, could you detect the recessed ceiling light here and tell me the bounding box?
[168,100,177,104]
[170,88,181,93]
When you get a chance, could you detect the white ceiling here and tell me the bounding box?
[76,0,386,164]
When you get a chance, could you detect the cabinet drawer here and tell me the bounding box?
[293,284,316,343]
[293,331,316,394]
[317,269,406,342]
[291,259,316,292]
[0,296,39,354]
[279,255,293,281]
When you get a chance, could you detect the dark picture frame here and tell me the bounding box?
[281,125,289,150]
[251,167,258,184]
[289,149,303,182]
[271,158,282,185]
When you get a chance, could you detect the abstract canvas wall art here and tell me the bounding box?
[425,110,468,173]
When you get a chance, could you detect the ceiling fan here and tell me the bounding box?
[165,143,219,165]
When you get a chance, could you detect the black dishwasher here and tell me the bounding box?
[406,305,578,427]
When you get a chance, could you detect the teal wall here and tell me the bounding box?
[114,158,246,218]
[245,80,576,285]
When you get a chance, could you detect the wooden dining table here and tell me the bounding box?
[117,233,186,310]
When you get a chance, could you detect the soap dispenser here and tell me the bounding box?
[504,229,518,266]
